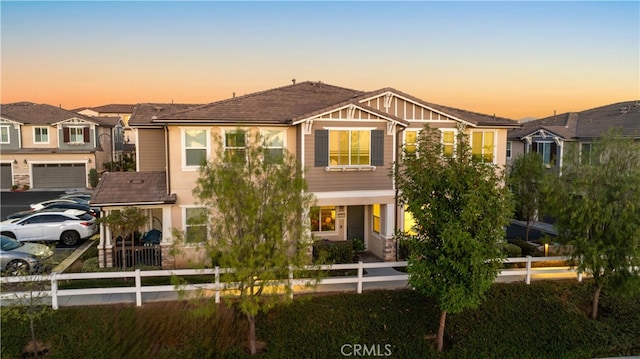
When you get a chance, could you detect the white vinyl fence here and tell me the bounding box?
[0,256,584,310]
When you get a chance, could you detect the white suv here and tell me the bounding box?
[0,209,97,246]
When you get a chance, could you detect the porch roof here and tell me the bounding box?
[91,171,176,206]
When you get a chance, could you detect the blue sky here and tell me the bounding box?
[2,1,638,119]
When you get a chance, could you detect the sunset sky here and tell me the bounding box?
[1,1,638,120]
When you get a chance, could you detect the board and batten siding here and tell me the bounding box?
[363,96,447,120]
[137,129,166,171]
[304,121,394,193]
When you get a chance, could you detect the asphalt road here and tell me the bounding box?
[0,190,65,220]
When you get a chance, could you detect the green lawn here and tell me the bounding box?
[2,280,639,358]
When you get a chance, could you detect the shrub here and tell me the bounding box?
[88,168,99,188]
[313,239,354,264]
[22,184,30,190]
[509,238,542,257]
[502,243,522,257]
[81,257,100,272]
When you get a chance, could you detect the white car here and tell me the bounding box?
[0,209,97,246]
[30,198,88,211]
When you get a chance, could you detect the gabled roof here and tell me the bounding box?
[91,116,121,128]
[1,102,97,125]
[356,88,518,127]
[509,101,640,140]
[128,103,204,126]
[152,81,363,125]
[91,171,176,206]
[85,104,136,114]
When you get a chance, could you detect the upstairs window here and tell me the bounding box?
[34,127,49,144]
[183,129,209,167]
[441,130,456,157]
[262,129,285,164]
[224,130,247,163]
[330,130,370,166]
[580,143,592,165]
[63,126,89,144]
[506,141,512,160]
[532,141,557,166]
[0,126,9,144]
[471,131,495,163]
[404,130,418,154]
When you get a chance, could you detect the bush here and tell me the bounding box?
[509,238,542,257]
[88,168,99,188]
[313,240,354,264]
[502,243,522,257]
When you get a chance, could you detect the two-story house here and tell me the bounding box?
[91,81,517,269]
[507,101,640,173]
[0,102,123,190]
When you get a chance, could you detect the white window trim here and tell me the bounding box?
[0,125,9,144]
[327,128,372,167]
[68,126,85,144]
[470,130,497,164]
[181,128,210,171]
[33,127,50,144]
[439,128,458,156]
[506,141,512,160]
[181,205,208,246]
[222,128,248,162]
[310,205,338,234]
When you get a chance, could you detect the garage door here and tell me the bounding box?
[32,163,86,189]
[0,163,12,189]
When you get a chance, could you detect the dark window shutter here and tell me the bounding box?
[83,128,90,143]
[63,128,70,142]
[314,130,328,167]
[371,130,384,166]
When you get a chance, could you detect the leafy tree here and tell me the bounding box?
[98,207,147,268]
[544,130,640,319]
[176,130,319,355]
[88,168,100,188]
[2,257,54,358]
[508,152,547,242]
[393,125,513,351]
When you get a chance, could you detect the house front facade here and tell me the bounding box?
[93,81,517,268]
[507,101,640,173]
[0,102,122,190]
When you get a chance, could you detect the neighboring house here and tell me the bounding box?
[507,101,640,173]
[0,102,123,190]
[91,81,518,269]
[75,104,137,164]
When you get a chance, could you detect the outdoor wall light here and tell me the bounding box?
[87,158,92,163]
[23,159,28,164]
[13,159,17,165]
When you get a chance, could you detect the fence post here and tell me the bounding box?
[135,269,142,307]
[577,271,583,282]
[50,272,59,310]
[525,256,532,285]
[288,265,294,300]
[215,266,220,304]
[357,261,364,294]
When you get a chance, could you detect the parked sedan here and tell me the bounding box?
[4,203,100,221]
[0,209,98,246]
[30,198,88,211]
[1,235,53,276]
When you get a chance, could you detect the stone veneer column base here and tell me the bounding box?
[161,244,175,269]
[383,237,397,261]
[98,247,114,268]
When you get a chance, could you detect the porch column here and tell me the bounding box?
[382,203,397,261]
[160,205,175,269]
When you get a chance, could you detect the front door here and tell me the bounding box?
[347,205,364,248]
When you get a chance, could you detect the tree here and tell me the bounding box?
[98,207,147,268]
[544,130,640,319]
[393,125,513,351]
[178,130,318,355]
[508,152,547,242]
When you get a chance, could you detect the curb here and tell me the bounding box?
[52,238,97,273]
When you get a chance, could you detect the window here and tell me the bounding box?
[404,131,418,154]
[69,127,84,143]
[403,206,417,235]
[532,141,556,166]
[310,206,336,232]
[329,130,370,166]
[441,130,455,157]
[34,127,49,144]
[183,129,208,167]
[372,204,381,234]
[0,126,8,144]
[471,131,495,162]
[506,141,512,160]
[224,130,247,163]
[262,129,285,164]
[580,143,592,164]
[185,207,208,243]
